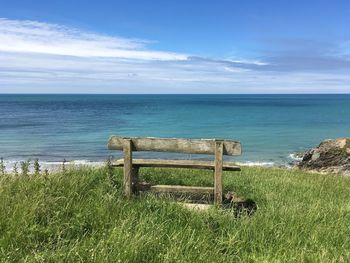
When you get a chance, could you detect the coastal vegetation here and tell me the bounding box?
[0,163,350,262]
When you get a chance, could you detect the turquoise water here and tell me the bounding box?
[0,94,349,165]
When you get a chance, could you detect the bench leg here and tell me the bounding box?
[123,139,133,198]
[214,141,223,205]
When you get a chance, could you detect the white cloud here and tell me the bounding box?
[0,18,188,60]
[229,59,268,66]
[0,18,349,93]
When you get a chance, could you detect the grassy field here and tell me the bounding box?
[0,164,350,262]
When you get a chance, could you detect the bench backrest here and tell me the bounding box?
[108,136,241,156]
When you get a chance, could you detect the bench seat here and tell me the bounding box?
[113,158,241,171]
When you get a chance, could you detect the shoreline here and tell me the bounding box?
[1,157,297,174]
[3,157,348,176]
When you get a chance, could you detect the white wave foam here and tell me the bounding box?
[1,158,286,174]
[236,161,275,167]
[288,153,303,161]
[1,159,105,174]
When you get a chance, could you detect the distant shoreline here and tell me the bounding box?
[1,158,294,175]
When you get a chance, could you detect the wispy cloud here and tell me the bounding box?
[256,39,350,72]
[0,18,349,93]
[0,18,187,60]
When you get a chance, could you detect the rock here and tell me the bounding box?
[298,138,350,175]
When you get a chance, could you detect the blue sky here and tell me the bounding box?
[0,0,350,93]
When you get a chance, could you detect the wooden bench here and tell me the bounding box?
[107,136,242,204]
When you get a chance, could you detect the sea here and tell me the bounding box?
[1,94,350,170]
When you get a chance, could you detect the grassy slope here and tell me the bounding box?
[0,166,350,262]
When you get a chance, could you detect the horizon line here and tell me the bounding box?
[1,93,350,95]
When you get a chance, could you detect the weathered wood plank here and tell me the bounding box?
[108,136,241,156]
[123,139,133,198]
[150,185,214,194]
[112,158,241,171]
[214,141,223,205]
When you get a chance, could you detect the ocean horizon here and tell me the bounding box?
[1,93,350,168]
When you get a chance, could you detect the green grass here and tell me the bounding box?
[1,166,350,262]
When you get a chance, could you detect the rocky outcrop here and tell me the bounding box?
[298,138,350,175]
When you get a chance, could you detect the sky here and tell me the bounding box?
[0,0,350,93]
